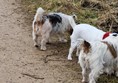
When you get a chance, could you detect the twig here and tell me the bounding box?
[109,20,113,32]
[48,59,66,62]
[21,73,44,80]
[44,57,66,63]
[43,55,50,63]
[43,51,59,63]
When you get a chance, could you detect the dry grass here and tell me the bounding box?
[21,0,118,32]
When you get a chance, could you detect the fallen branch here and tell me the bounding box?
[43,51,59,63]
[109,20,113,32]
[44,56,66,63]
[48,59,66,62]
[21,73,44,80]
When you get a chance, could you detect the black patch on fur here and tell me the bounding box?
[112,32,118,37]
[112,33,118,36]
[46,14,62,27]
[113,31,118,36]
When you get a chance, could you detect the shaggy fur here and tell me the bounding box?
[32,7,76,50]
[78,39,118,83]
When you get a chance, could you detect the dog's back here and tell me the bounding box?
[47,14,62,24]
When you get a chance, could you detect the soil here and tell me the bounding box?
[0,0,82,83]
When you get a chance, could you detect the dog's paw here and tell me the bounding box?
[67,56,72,60]
[41,46,47,51]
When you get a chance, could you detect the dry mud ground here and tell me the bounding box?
[0,0,82,83]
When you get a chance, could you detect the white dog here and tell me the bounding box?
[78,37,118,83]
[67,24,112,60]
[32,7,77,50]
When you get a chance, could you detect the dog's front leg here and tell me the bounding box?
[40,32,50,50]
[32,31,39,47]
[41,38,47,50]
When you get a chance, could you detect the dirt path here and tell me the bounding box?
[0,0,81,83]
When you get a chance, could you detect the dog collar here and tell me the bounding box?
[102,32,110,39]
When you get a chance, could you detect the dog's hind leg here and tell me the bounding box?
[58,33,67,43]
[67,40,77,60]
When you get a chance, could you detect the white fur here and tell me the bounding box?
[32,7,76,50]
[103,34,118,77]
[78,39,118,83]
[67,24,106,60]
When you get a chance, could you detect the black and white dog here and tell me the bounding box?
[32,7,77,50]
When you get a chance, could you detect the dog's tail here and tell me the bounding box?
[32,7,45,32]
[76,39,91,54]
[68,15,77,29]
[67,14,77,34]
[72,14,77,20]
[34,7,45,22]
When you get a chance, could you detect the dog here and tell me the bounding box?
[67,23,115,60]
[32,7,77,50]
[78,37,118,83]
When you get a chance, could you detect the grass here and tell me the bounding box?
[21,0,118,83]
[21,0,100,26]
[21,0,118,32]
